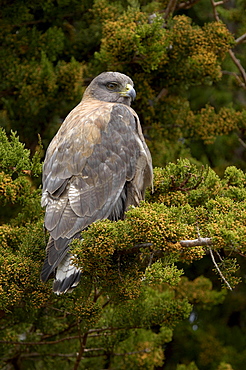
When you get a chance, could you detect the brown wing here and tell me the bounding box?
[42,99,143,239]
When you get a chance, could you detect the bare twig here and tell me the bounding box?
[169,166,207,192]
[238,137,246,149]
[102,298,111,310]
[19,352,76,358]
[0,326,147,347]
[180,237,212,247]
[148,251,156,267]
[210,0,220,21]
[73,331,88,370]
[88,332,111,338]
[214,0,226,6]
[155,0,202,19]
[84,348,106,352]
[228,49,246,88]
[0,336,80,346]
[113,348,151,356]
[209,248,233,290]
[116,243,153,255]
[87,326,142,334]
[164,0,178,20]
[15,347,152,360]
[235,33,246,45]
[222,70,246,88]
[230,244,246,257]
[40,321,77,341]
[93,287,101,302]
[47,305,72,315]
[177,0,202,10]
[73,287,104,370]
[155,88,168,102]
[215,250,224,262]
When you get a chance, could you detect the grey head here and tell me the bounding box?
[82,71,136,106]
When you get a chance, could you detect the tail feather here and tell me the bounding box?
[40,237,70,283]
[52,254,82,295]
[40,233,82,293]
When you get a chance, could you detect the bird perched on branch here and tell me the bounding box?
[40,71,153,294]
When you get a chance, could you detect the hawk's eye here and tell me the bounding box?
[106,82,118,91]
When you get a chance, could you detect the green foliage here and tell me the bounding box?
[0,128,41,176]
[95,8,170,72]
[1,0,246,369]
[0,1,85,148]
[175,276,227,309]
[0,129,47,315]
[177,362,199,370]
[165,16,234,88]
[2,132,245,369]
[0,128,43,224]
[144,260,183,286]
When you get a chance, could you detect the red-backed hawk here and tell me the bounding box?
[40,72,153,294]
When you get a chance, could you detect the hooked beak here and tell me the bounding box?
[120,83,136,101]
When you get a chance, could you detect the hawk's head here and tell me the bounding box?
[82,71,136,106]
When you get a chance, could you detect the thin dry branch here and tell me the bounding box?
[154,0,202,20]
[19,352,76,358]
[209,248,233,290]
[238,137,246,149]
[84,348,106,352]
[228,50,246,88]
[180,237,212,247]
[235,33,246,45]
[177,0,202,10]
[210,0,220,21]
[40,321,77,341]
[155,88,169,102]
[180,236,234,290]
[88,332,111,338]
[0,336,80,346]
[222,70,246,88]
[73,331,88,370]
[164,0,178,20]
[214,0,226,6]
[116,243,153,255]
[113,348,151,356]
[16,347,152,360]
[87,326,142,334]
[0,326,145,347]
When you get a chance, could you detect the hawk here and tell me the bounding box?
[40,71,153,294]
